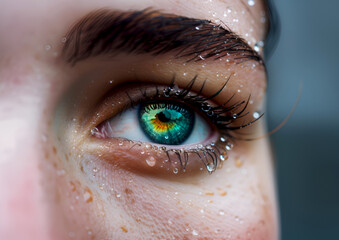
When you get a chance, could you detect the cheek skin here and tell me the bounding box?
[61,129,277,240]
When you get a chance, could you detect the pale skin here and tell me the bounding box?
[0,0,278,239]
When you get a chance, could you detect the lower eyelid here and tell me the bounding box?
[85,135,231,177]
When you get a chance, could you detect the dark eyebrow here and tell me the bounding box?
[62,9,263,65]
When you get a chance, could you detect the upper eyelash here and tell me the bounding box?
[125,74,261,140]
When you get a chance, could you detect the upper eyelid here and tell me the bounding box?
[62,8,263,66]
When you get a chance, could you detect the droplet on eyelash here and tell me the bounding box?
[90,127,99,136]
[220,136,227,142]
[226,143,234,151]
[192,229,199,236]
[173,168,179,174]
[232,113,238,119]
[220,154,227,161]
[195,26,200,30]
[207,163,216,172]
[248,0,255,6]
[146,157,156,167]
[253,112,260,119]
[199,55,205,60]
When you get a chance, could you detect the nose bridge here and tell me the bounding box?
[0,77,49,239]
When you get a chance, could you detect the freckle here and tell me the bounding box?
[65,154,69,161]
[208,199,213,203]
[44,152,49,159]
[121,226,128,233]
[83,188,93,203]
[235,158,243,167]
[205,191,214,196]
[52,146,57,155]
[69,181,76,192]
[135,218,142,223]
[125,188,133,194]
[217,189,227,196]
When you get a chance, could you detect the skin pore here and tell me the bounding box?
[0,0,278,239]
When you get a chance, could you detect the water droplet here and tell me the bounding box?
[220,154,227,161]
[195,26,200,30]
[192,229,199,236]
[93,167,98,173]
[116,193,121,198]
[223,11,227,17]
[119,141,123,146]
[254,44,260,53]
[164,135,169,140]
[232,113,238,119]
[233,18,239,23]
[183,72,187,76]
[200,209,204,214]
[253,112,260,119]
[219,210,225,216]
[146,157,156,167]
[173,168,179,174]
[45,45,51,51]
[226,143,234,151]
[207,163,215,172]
[168,219,173,225]
[199,55,205,60]
[61,37,67,43]
[215,228,221,234]
[109,80,114,84]
[220,137,227,142]
[248,0,255,6]
[227,8,232,13]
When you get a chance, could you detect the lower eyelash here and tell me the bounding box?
[92,75,261,174]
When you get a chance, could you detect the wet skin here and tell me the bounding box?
[0,0,278,239]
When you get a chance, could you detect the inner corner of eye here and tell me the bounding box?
[91,100,213,146]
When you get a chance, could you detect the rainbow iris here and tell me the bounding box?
[138,101,195,145]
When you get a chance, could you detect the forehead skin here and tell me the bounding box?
[0,0,277,240]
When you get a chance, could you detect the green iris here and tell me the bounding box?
[138,101,195,145]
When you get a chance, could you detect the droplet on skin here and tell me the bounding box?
[173,168,179,174]
[192,230,199,236]
[219,210,225,216]
[92,167,98,173]
[248,0,255,6]
[45,45,51,51]
[146,157,156,167]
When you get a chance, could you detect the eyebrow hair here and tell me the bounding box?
[62,9,263,65]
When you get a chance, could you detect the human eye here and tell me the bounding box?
[86,74,260,176]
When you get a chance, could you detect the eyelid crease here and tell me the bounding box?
[62,8,263,66]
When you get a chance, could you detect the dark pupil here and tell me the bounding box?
[157,112,170,123]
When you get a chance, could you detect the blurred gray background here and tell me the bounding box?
[266,0,339,239]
